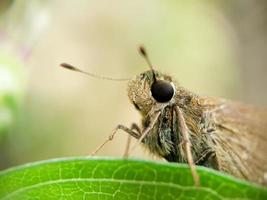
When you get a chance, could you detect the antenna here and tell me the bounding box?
[60,63,130,81]
[139,46,156,82]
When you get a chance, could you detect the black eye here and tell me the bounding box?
[151,80,174,103]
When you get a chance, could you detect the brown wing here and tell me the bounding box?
[202,97,267,186]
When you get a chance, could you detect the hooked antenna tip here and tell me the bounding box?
[60,63,77,71]
[139,45,147,57]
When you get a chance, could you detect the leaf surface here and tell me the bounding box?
[0,157,266,200]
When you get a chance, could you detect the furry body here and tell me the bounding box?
[128,70,267,186]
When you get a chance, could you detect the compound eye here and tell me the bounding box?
[151,80,174,103]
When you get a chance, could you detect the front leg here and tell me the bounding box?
[195,149,218,169]
[130,111,161,152]
[123,123,142,158]
[175,106,200,186]
[91,124,141,156]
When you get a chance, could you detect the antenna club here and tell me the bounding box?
[60,63,74,69]
[139,46,147,57]
[60,63,77,71]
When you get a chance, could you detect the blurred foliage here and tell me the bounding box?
[0,158,266,200]
[0,0,14,15]
[0,0,49,136]
[0,0,266,175]
[0,52,24,136]
[2,1,242,168]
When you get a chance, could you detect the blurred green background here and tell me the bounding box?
[0,0,266,169]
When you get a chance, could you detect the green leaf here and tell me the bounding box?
[0,157,266,200]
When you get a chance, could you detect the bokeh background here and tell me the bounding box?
[0,0,266,169]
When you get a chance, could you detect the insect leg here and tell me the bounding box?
[123,123,142,158]
[175,106,200,186]
[130,123,142,134]
[130,111,161,153]
[90,124,141,156]
[195,149,217,168]
[123,135,131,158]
